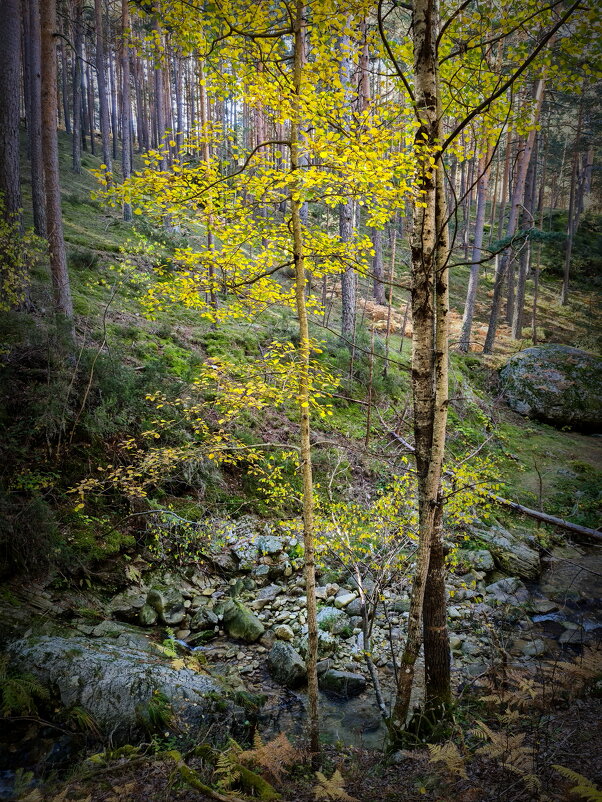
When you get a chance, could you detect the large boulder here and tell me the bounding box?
[146,587,186,626]
[267,641,306,688]
[317,606,351,635]
[500,345,602,431]
[469,524,540,580]
[217,599,265,643]
[318,669,366,699]
[8,635,224,740]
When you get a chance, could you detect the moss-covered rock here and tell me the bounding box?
[500,345,602,431]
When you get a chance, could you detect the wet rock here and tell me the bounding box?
[146,587,186,626]
[319,669,367,699]
[500,345,602,431]
[317,606,351,635]
[8,635,224,740]
[267,641,306,688]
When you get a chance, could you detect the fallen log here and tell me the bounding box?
[384,427,602,542]
[490,495,602,542]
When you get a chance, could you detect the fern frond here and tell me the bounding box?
[313,769,358,801]
[214,749,240,790]
[238,732,298,782]
[427,742,467,779]
[554,765,602,801]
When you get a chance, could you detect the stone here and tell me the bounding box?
[485,577,530,605]
[500,345,602,431]
[471,524,540,580]
[146,587,186,626]
[317,606,351,635]
[299,630,338,659]
[267,641,306,688]
[138,604,158,627]
[455,549,495,573]
[256,535,284,555]
[532,598,559,614]
[315,586,328,600]
[257,584,283,600]
[190,607,218,631]
[274,624,294,641]
[8,635,224,740]
[325,583,339,597]
[221,601,265,643]
[513,638,546,657]
[319,669,367,699]
[107,588,148,619]
[334,592,357,609]
[316,658,333,675]
[344,598,363,617]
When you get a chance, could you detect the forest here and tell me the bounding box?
[0,0,601,800]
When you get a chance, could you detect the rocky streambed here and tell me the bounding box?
[1,516,600,796]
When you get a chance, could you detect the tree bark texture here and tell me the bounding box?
[0,0,22,220]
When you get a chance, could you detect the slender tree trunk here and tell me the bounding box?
[291,0,319,762]
[512,136,538,338]
[497,132,511,240]
[94,0,111,174]
[372,227,386,304]
[392,0,450,731]
[154,19,167,171]
[71,0,82,173]
[59,38,71,135]
[484,79,544,354]
[40,0,74,322]
[121,0,132,221]
[459,150,492,351]
[0,0,22,221]
[560,97,583,306]
[108,20,118,160]
[338,26,356,344]
[27,0,46,234]
[86,53,95,155]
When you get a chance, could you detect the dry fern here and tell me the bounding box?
[427,741,468,779]
[553,765,602,801]
[313,769,358,801]
[237,732,299,782]
[214,748,241,791]
[472,722,539,790]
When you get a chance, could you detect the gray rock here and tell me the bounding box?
[274,624,294,641]
[344,598,363,617]
[299,630,338,658]
[500,345,602,431]
[8,635,223,740]
[455,549,495,573]
[485,576,530,605]
[138,604,158,626]
[513,638,546,657]
[146,587,186,626]
[334,592,357,609]
[256,535,284,555]
[107,588,148,619]
[190,607,218,631]
[267,641,306,688]
[470,524,540,580]
[319,669,366,699]
[317,606,351,635]
[221,601,265,643]
[257,584,283,601]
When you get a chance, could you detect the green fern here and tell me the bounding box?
[554,765,602,801]
[214,748,240,790]
[0,654,49,717]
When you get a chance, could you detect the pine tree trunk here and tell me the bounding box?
[291,0,319,762]
[0,0,22,221]
[59,38,71,136]
[560,97,583,306]
[459,150,492,351]
[27,0,46,234]
[40,0,74,322]
[512,135,538,338]
[121,0,132,221]
[71,0,82,173]
[483,79,544,354]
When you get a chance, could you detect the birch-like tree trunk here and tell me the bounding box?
[291,0,320,762]
[94,0,112,174]
[121,0,132,221]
